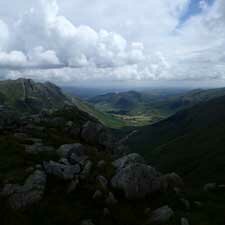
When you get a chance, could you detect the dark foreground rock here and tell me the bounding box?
[1,170,46,210]
[111,162,161,199]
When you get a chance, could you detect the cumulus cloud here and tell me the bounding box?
[0,51,27,68]
[0,0,225,85]
[1,0,146,71]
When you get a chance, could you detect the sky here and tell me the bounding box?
[0,0,225,87]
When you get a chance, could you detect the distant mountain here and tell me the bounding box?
[0,78,125,128]
[127,94,225,187]
[89,87,225,126]
[0,78,70,113]
[153,87,225,113]
[89,91,144,114]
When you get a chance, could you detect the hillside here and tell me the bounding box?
[127,94,225,187]
[0,79,125,128]
[0,78,70,113]
[89,91,170,126]
[89,87,225,127]
[0,79,224,225]
[151,87,225,113]
[0,83,202,225]
[71,96,127,128]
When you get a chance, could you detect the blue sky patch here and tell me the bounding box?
[180,0,215,24]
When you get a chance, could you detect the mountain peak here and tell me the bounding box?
[0,78,70,112]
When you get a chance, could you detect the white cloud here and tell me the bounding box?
[6,0,146,70]
[0,51,28,68]
[28,47,60,67]
[0,20,9,51]
[0,0,225,85]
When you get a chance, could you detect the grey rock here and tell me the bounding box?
[59,158,70,165]
[180,198,190,211]
[57,143,88,165]
[160,172,183,191]
[66,121,74,127]
[25,143,54,154]
[80,219,95,225]
[96,175,108,190]
[204,183,217,192]
[181,217,190,225]
[67,178,79,193]
[194,201,203,208]
[97,160,106,169]
[80,160,93,180]
[105,192,118,205]
[218,184,225,190]
[43,161,81,180]
[81,121,112,148]
[103,208,110,216]
[92,190,103,200]
[113,153,145,171]
[14,133,28,139]
[147,205,174,225]
[2,170,46,210]
[81,121,104,145]
[111,163,161,199]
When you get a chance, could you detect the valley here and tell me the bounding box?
[0,78,225,225]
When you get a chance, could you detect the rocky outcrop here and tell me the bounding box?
[80,160,93,179]
[1,170,46,210]
[81,121,112,148]
[112,153,145,171]
[80,219,95,225]
[160,172,183,191]
[57,143,88,165]
[96,175,108,191]
[111,162,161,199]
[181,217,190,225]
[146,205,174,225]
[25,143,55,154]
[43,161,80,180]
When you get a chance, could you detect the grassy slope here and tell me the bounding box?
[71,96,127,128]
[0,79,68,113]
[128,95,225,186]
[126,95,225,225]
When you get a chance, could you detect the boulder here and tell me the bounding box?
[81,121,103,145]
[81,121,112,147]
[96,175,108,190]
[181,217,190,225]
[103,208,110,217]
[105,192,118,205]
[112,153,145,171]
[1,170,46,210]
[204,183,217,192]
[25,143,55,154]
[160,172,183,191]
[67,178,79,193]
[80,160,93,180]
[111,163,161,199]
[147,205,174,225]
[57,143,88,165]
[92,190,103,200]
[80,219,95,225]
[43,161,80,180]
[97,160,106,169]
[180,198,190,211]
